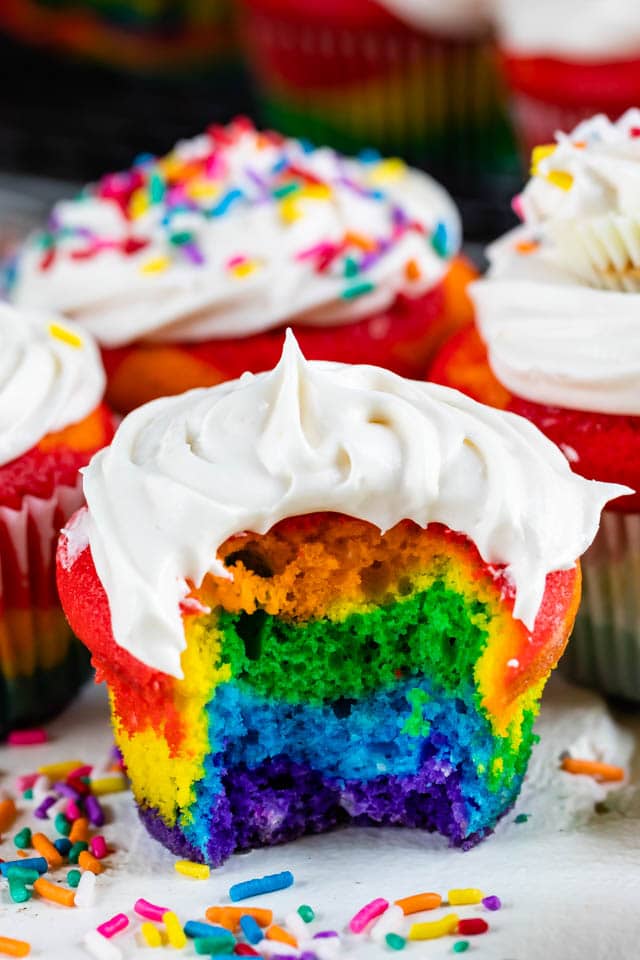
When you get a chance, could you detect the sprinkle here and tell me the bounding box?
[349,898,388,934]
[38,761,83,780]
[66,800,82,821]
[69,817,90,843]
[368,158,406,185]
[229,871,294,902]
[174,859,210,879]
[206,907,273,929]
[210,189,245,218]
[32,832,63,869]
[313,932,339,939]
[135,898,169,923]
[457,918,489,936]
[531,143,556,174]
[561,757,625,782]
[234,946,260,957]
[69,841,89,863]
[16,775,38,792]
[511,194,525,220]
[14,828,31,850]
[149,173,166,204]
[54,838,72,857]
[341,281,375,300]
[266,926,297,948]
[546,170,574,191]
[55,813,71,836]
[514,239,539,255]
[272,183,300,200]
[83,930,122,960]
[344,230,377,253]
[515,813,530,824]
[297,905,315,923]
[448,889,483,906]
[74,869,97,908]
[169,230,194,246]
[0,936,31,957]
[395,892,441,914]
[140,256,171,274]
[194,941,235,956]
[385,933,406,950]
[7,729,48,746]
[85,795,105,827]
[33,876,75,907]
[343,256,359,278]
[279,197,301,224]
[0,798,17,833]
[371,904,404,943]
[0,857,47,877]
[79,850,104,874]
[163,911,187,949]
[141,923,163,947]
[34,796,56,820]
[240,916,264,944]
[182,243,206,266]
[231,260,258,278]
[408,915,459,941]
[67,869,82,888]
[431,221,449,258]
[90,836,108,859]
[97,914,129,939]
[185,922,234,942]
[405,259,421,281]
[453,942,470,953]
[482,895,501,911]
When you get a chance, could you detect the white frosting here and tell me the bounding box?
[11,126,460,349]
[494,0,640,59]
[82,332,624,677]
[376,0,490,37]
[0,303,105,466]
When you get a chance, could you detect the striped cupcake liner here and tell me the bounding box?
[562,510,640,702]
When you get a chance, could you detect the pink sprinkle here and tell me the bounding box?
[349,898,389,934]
[16,774,38,791]
[511,194,525,221]
[90,836,108,859]
[66,799,82,821]
[96,914,129,939]
[295,242,335,262]
[134,898,169,922]
[67,765,93,781]
[227,255,247,268]
[8,729,48,746]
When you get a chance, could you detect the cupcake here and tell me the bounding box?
[56,332,620,864]
[494,0,640,157]
[0,304,115,737]
[430,112,640,699]
[241,0,517,185]
[10,118,468,415]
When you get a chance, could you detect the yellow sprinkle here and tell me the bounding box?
[367,158,406,185]
[129,188,150,220]
[48,323,83,349]
[546,170,574,191]
[279,197,301,224]
[140,256,171,275]
[448,888,484,906]
[141,922,163,947]
[89,775,128,796]
[163,911,187,949]
[300,184,332,201]
[158,154,182,179]
[37,760,84,779]
[530,143,556,175]
[408,914,459,941]
[231,260,258,278]
[174,860,210,880]
[187,179,220,201]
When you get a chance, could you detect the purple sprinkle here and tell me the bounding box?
[313,932,339,939]
[54,781,80,801]
[392,206,409,227]
[299,953,318,960]
[34,796,56,819]
[85,794,105,827]
[182,243,205,266]
[482,895,502,911]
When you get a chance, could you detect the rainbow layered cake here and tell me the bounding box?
[57,333,621,863]
[0,304,114,736]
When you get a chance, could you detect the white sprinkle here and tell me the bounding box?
[83,930,122,960]
[370,904,404,942]
[75,870,97,908]
[32,776,51,802]
[284,912,309,942]
[507,658,520,668]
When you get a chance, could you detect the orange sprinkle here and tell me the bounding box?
[405,259,421,282]
[515,240,540,255]
[78,850,104,875]
[32,833,63,869]
[0,797,17,833]
[33,877,75,907]
[395,892,442,915]
[572,140,587,148]
[266,926,298,948]
[69,817,90,844]
[561,757,625,782]
[0,935,30,957]
[206,906,273,929]
[17,850,28,859]
[344,230,377,252]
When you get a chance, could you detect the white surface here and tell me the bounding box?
[1,676,639,958]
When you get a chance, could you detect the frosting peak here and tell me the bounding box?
[10,120,459,348]
[81,332,624,677]
[0,304,105,466]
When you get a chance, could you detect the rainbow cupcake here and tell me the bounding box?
[10,118,470,415]
[0,304,115,737]
[57,333,620,863]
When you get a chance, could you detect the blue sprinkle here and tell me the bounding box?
[0,857,48,876]
[299,139,316,154]
[229,870,294,902]
[240,915,264,944]
[359,147,382,164]
[431,221,449,258]
[133,152,156,167]
[271,157,288,175]
[184,920,235,941]
[209,188,245,218]
[54,838,72,856]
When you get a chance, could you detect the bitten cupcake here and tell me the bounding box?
[494,0,640,156]
[430,112,640,699]
[0,304,115,737]
[9,118,468,415]
[57,332,620,864]
[242,0,516,184]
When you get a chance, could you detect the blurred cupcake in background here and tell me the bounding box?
[0,304,115,737]
[241,0,517,188]
[10,118,473,415]
[494,0,640,157]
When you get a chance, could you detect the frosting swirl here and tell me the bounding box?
[0,303,106,466]
[10,121,460,348]
[80,332,623,677]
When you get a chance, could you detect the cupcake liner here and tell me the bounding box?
[0,477,91,735]
[562,510,640,701]
[550,215,640,292]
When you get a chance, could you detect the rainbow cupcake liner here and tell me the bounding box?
[563,511,640,702]
[0,479,90,737]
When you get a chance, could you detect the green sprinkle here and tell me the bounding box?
[297,905,315,923]
[385,933,406,950]
[14,827,32,849]
[341,281,375,300]
[515,813,530,824]
[67,869,82,888]
[38,232,55,251]
[453,941,470,953]
[23,788,33,800]
[272,182,300,200]
[55,813,71,836]
[431,221,449,258]
[194,937,236,955]
[68,840,89,863]
[169,231,194,247]
[8,878,31,903]
[343,256,360,278]
[149,173,166,204]
[7,867,39,883]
